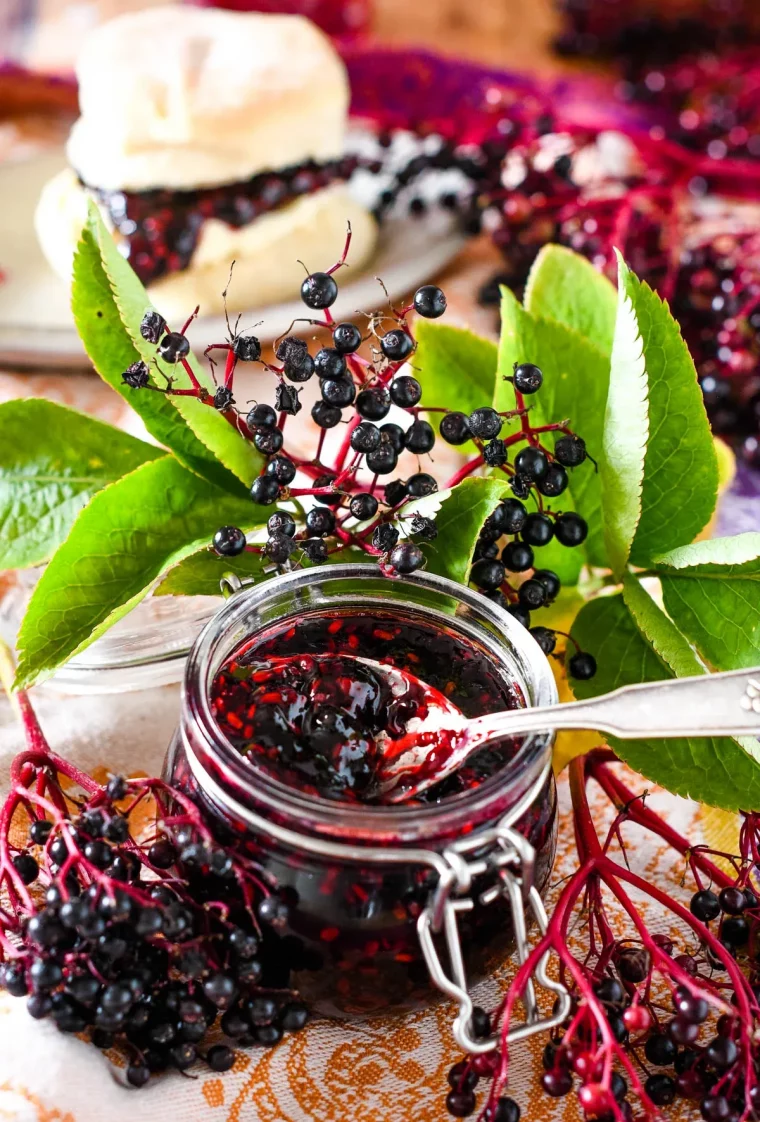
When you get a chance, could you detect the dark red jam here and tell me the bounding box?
[89,156,357,286]
[166,607,557,1015]
[209,611,524,804]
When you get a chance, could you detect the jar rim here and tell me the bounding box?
[181,565,558,842]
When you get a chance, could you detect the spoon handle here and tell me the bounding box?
[468,666,760,745]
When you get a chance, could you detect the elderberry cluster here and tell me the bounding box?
[0,769,309,1087]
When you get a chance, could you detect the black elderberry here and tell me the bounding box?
[469,407,502,440]
[446,1089,477,1117]
[440,412,472,445]
[554,434,587,467]
[501,498,527,534]
[594,976,625,1005]
[301,271,338,309]
[538,463,568,497]
[158,332,190,364]
[221,1008,249,1038]
[27,993,53,1019]
[518,578,547,610]
[228,927,258,958]
[232,333,261,362]
[380,423,406,453]
[645,1074,676,1107]
[202,973,236,1009]
[350,422,381,453]
[147,838,176,868]
[470,1006,491,1039]
[668,1016,699,1046]
[322,378,355,407]
[616,946,650,982]
[530,626,556,654]
[254,427,284,456]
[314,348,347,380]
[136,907,163,936]
[246,403,276,430]
[554,511,588,546]
[384,479,408,507]
[485,589,508,609]
[471,559,506,591]
[645,1033,677,1066]
[366,443,398,474]
[485,1098,520,1122]
[406,472,437,497]
[381,329,414,361]
[140,309,166,345]
[389,542,424,574]
[508,604,531,628]
[356,387,391,421]
[541,1070,573,1097]
[313,475,342,506]
[390,375,422,407]
[721,916,749,946]
[521,513,554,547]
[700,1096,732,1122]
[448,1060,478,1092]
[350,493,378,520]
[122,361,151,389]
[372,523,400,552]
[248,996,278,1025]
[568,651,596,680]
[404,420,435,454]
[674,988,709,1024]
[213,386,235,411]
[28,818,53,845]
[281,1002,309,1032]
[250,476,281,505]
[513,362,543,394]
[267,509,297,538]
[305,508,336,537]
[170,1042,197,1071]
[333,322,362,353]
[276,336,308,364]
[235,958,263,984]
[13,853,38,884]
[1,963,28,997]
[257,1023,283,1047]
[534,568,561,602]
[105,814,129,843]
[265,455,297,485]
[719,887,747,915]
[79,808,105,836]
[106,775,127,800]
[483,438,507,466]
[510,474,532,499]
[502,541,534,572]
[691,889,721,922]
[414,285,447,318]
[410,514,437,540]
[275,382,301,416]
[284,351,315,383]
[213,526,247,557]
[608,1011,629,1043]
[265,533,294,564]
[706,1036,737,1070]
[514,446,548,480]
[127,1061,152,1088]
[311,401,342,429]
[29,960,63,992]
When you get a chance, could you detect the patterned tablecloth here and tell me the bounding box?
[1,4,758,1120]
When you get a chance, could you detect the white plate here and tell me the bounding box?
[0,150,466,369]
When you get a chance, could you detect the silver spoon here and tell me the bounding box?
[356,658,760,802]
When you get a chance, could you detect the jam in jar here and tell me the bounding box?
[165,566,558,1016]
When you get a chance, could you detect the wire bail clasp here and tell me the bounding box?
[417,820,571,1055]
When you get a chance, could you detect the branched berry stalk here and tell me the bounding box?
[444,748,760,1122]
[122,232,596,669]
[0,656,308,1087]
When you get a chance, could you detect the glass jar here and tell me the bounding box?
[164,565,559,1025]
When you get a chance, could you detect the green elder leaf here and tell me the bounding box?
[72,225,247,497]
[495,287,609,567]
[607,255,718,571]
[14,457,259,689]
[621,573,704,678]
[525,244,617,355]
[0,399,160,569]
[421,477,512,585]
[415,320,498,445]
[655,534,760,670]
[570,592,760,811]
[85,205,260,494]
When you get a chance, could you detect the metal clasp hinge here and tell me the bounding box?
[417,823,571,1054]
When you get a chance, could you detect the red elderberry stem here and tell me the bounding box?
[445,454,485,489]
[178,356,203,394]
[333,414,362,475]
[223,348,237,390]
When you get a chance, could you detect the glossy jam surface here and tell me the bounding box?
[209,610,524,804]
[90,157,356,286]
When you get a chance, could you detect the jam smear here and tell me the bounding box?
[210,610,524,804]
[89,156,358,286]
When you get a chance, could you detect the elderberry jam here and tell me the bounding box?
[90,156,357,286]
[165,566,558,1015]
[209,612,524,805]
